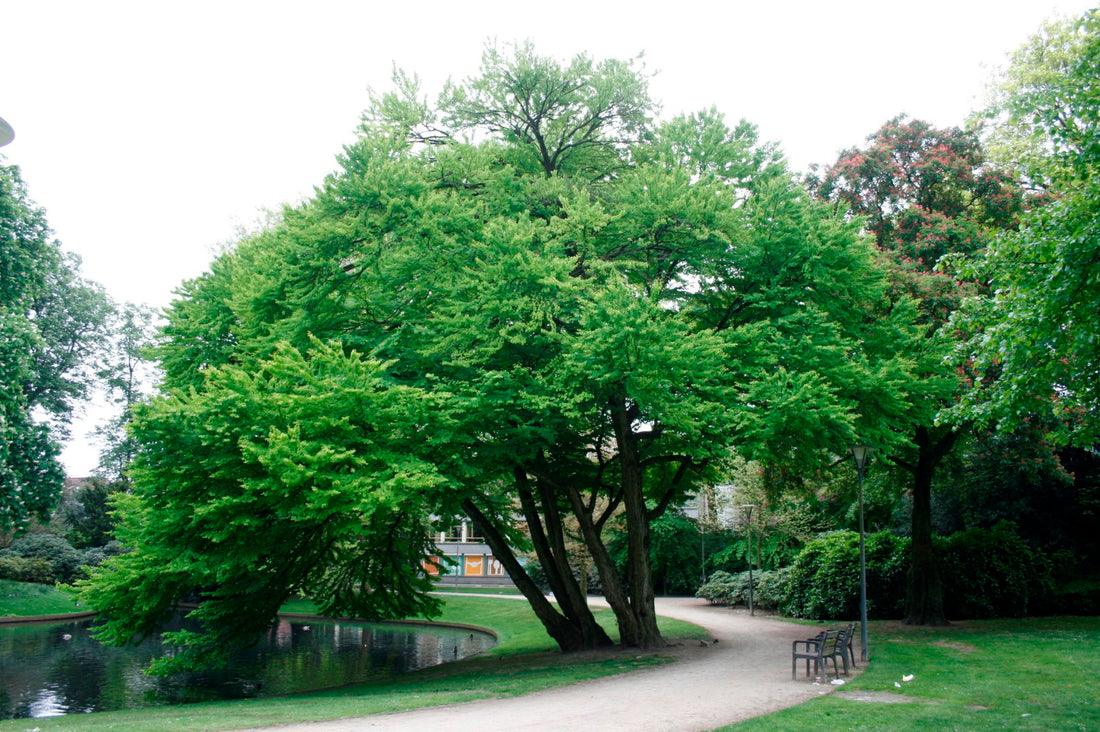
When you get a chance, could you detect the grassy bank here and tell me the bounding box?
[0,588,706,731]
[0,579,82,617]
[727,616,1100,731]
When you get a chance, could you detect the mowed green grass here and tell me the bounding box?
[0,579,83,617]
[726,616,1100,731]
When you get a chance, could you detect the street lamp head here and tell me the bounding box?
[0,117,14,148]
[850,445,871,474]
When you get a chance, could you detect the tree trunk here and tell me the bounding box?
[530,472,613,648]
[461,497,591,650]
[903,426,957,626]
[610,395,663,648]
[561,478,641,645]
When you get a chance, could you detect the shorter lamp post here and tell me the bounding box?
[740,504,756,616]
[851,445,871,662]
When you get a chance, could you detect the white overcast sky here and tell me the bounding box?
[1,0,1093,474]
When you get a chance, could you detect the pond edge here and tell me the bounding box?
[0,609,498,644]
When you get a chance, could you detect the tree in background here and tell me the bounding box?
[811,116,1022,624]
[949,8,1100,447]
[92,303,159,480]
[0,161,111,535]
[56,477,116,549]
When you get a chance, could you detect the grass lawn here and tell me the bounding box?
[0,588,706,731]
[0,579,83,617]
[726,616,1100,731]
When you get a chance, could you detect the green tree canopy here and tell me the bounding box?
[83,339,447,673]
[1,160,112,533]
[949,8,1100,446]
[86,43,923,664]
[811,115,1023,625]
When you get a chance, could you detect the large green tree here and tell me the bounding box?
[811,116,1022,624]
[949,9,1100,446]
[0,160,111,534]
[86,44,918,663]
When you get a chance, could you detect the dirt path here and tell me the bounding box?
[261,597,854,731]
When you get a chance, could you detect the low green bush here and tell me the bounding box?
[696,569,738,604]
[0,555,54,583]
[695,568,789,610]
[780,530,908,620]
[0,533,117,584]
[937,521,1054,619]
[780,523,1057,621]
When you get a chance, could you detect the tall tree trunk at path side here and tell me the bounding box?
[903,426,958,626]
[526,471,614,649]
[461,498,591,651]
[560,477,641,646]
[610,396,663,649]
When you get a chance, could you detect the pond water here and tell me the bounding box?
[0,613,494,719]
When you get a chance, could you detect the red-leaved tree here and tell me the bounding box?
[811,115,1022,625]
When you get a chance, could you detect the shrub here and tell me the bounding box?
[696,570,738,605]
[780,530,909,620]
[0,534,87,584]
[695,568,789,611]
[781,523,1056,621]
[937,521,1054,619]
[753,567,791,610]
[0,556,54,583]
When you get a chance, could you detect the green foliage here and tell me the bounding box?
[56,478,118,548]
[81,339,448,674]
[440,41,653,178]
[0,555,53,584]
[780,530,909,620]
[608,511,702,596]
[937,522,1054,618]
[0,532,112,584]
[949,9,1100,445]
[92,303,159,479]
[120,42,929,658]
[0,161,113,534]
[782,523,1059,621]
[695,568,789,610]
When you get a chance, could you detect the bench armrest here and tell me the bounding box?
[792,638,819,652]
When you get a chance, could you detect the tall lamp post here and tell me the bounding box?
[851,445,871,662]
[740,504,756,616]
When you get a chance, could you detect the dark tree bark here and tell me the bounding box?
[524,471,613,649]
[609,394,663,648]
[900,425,959,626]
[461,497,607,651]
[559,477,641,645]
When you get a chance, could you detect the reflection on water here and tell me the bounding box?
[0,613,494,719]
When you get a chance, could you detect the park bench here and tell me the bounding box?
[838,621,857,673]
[791,627,848,681]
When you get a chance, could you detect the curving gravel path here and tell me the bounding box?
[261,597,855,731]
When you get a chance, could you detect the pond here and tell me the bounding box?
[0,613,495,719]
